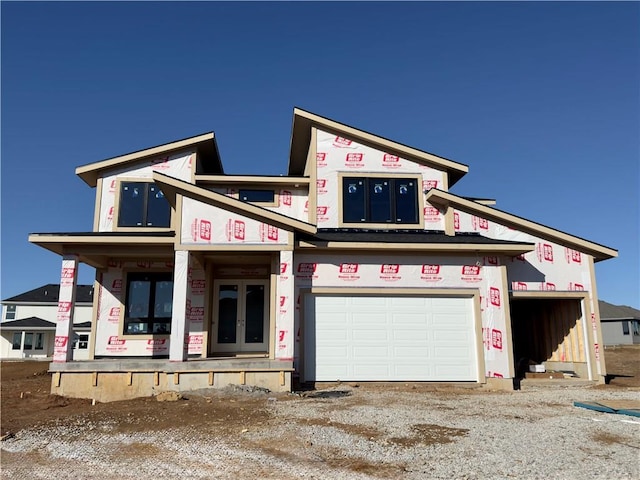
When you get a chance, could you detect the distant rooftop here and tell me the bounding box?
[2,284,94,304]
[599,300,640,321]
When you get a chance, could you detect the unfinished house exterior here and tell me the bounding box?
[29,108,617,402]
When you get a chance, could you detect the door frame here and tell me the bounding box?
[210,279,270,354]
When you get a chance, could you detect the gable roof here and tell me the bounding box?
[288,108,469,186]
[76,132,222,187]
[599,300,640,321]
[152,172,318,235]
[0,317,57,330]
[425,189,617,262]
[3,284,94,304]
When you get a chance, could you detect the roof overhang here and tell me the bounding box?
[153,172,318,235]
[76,132,221,187]
[288,108,469,186]
[29,233,176,268]
[425,189,618,262]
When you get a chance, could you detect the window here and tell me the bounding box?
[124,272,173,335]
[5,305,16,320]
[12,332,21,350]
[23,333,33,350]
[622,321,630,335]
[342,177,419,224]
[118,182,170,228]
[73,334,89,349]
[239,189,275,204]
[35,333,44,350]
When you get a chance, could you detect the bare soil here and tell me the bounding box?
[1,345,638,438]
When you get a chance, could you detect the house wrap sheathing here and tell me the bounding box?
[30,108,617,402]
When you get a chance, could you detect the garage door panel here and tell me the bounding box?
[305,294,478,382]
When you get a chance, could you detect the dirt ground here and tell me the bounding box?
[1,345,638,438]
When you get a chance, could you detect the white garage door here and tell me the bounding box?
[304,295,478,382]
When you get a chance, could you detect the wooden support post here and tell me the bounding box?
[208,371,214,386]
[154,371,160,386]
[92,372,98,387]
[239,371,246,385]
[173,372,180,385]
[53,371,61,387]
[280,371,285,386]
[127,372,133,386]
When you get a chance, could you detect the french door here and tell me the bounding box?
[212,280,269,353]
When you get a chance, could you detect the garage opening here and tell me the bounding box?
[303,294,479,383]
[510,298,589,378]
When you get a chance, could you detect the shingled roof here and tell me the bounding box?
[0,317,57,330]
[2,284,94,304]
[599,300,640,321]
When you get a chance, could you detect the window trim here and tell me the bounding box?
[112,178,174,232]
[119,270,174,338]
[338,173,425,229]
[5,304,16,321]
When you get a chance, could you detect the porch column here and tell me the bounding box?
[53,254,79,362]
[169,250,189,361]
[275,250,295,360]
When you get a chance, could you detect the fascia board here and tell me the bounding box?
[297,241,535,255]
[289,108,469,184]
[153,172,317,235]
[75,132,215,187]
[425,189,618,261]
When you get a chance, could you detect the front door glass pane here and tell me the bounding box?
[12,333,21,349]
[217,285,238,343]
[244,284,265,344]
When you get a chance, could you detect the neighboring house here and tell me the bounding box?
[599,300,640,346]
[28,108,617,402]
[1,284,93,360]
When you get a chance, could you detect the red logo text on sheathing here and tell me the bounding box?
[345,153,364,167]
[279,296,287,308]
[61,267,75,284]
[147,339,166,346]
[317,206,329,223]
[278,330,286,342]
[112,279,122,292]
[462,265,481,276]
[542,282,556,291]
[514,253,526,262]
[569,282,585,291]
[492,329,503,350]
[485,256,498,266]
[381,264,400,275]
[423,180,439,190]
[422,265,440,275]
[151,156,170,169]
[316,152,327,167]
[58,301,72,313]
[108,336,126,346]
[280,262,288,274]
[280,191,292,207]
[317,178,328,194]
[109,306,120,318]
[192,219,212,242]
[424,207,440,222]
[297,263,317,274]
[189,307,204,322]
[190,279,205,295]
[490,287,501,307]
[107,206,114,220]
[565,248,582,264]
[54,336,68,348]
[234,220,246,240]
[594,343,600,360]
[109,179,117,192]
[454,212,460,231]
[188,335,203,345]
[472,216,489,230]
[382,154,401,168]
[537,243,554,263]
[513,282,527,291]
[339,263,359,274]
[259,224,278,242]
[333,136,352,147]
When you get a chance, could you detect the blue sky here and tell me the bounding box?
[1,2,638,308]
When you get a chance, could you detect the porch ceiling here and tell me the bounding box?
[28,232,176,268]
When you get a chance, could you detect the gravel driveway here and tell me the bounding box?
[2,383,639,479]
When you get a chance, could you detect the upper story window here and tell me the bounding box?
[118,182,170,228]
[342,177,419,225]
[124,272,173,335]
[5,304,16,320]
[239,189,275,204]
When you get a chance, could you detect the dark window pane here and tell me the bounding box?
[154,281,174,318]
[127,280,151,319]
[146,185,171,227]
[6,305,16,320]
[35,333,44,350]
[12,333,21,350]
[343,177,366,223]
[126,322,149,334]
[239,189,275,203]
[394,179,418,224]
[24,333,33,350]
[79,334,89,349]
[368,179,392,223]
[623,322,630,335]
[217,285,238,343]
[118,182,146,227]
[244,284,265,344]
